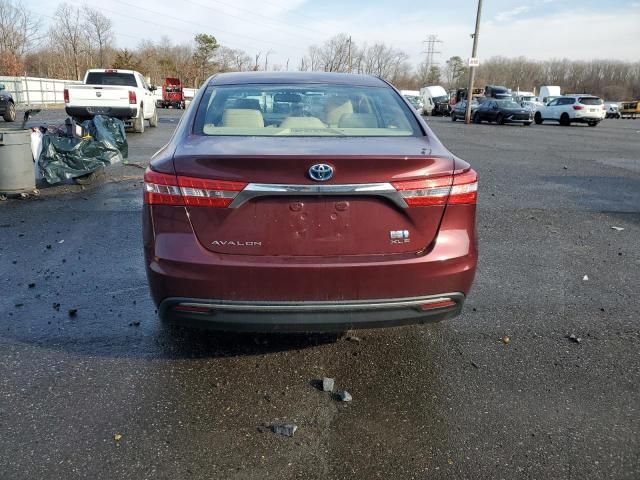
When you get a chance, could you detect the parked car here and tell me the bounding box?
[420,85,450,116]
[0,84,16,122]
[143,72,478,332]
[65,69,158,133]
[450,99,479,121]
[515,92,544,111]
[605,102,621,119]
[484,85,512,99]
[473,99,533,125]
[534,95,605,126]
[400,90,423,111]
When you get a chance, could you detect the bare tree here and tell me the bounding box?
[51,3,86,80]
[0,0,41,57]
[83,6,113,69]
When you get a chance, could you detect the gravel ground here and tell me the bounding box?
[0,109,638,479]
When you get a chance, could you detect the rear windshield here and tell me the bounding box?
[193,83,422,137]
[578,97,603,105]
[86,72,137,87]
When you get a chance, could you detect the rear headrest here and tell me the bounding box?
[221,109,264,128]
[233,98,261,110]
[325,97,353,125]
[338,113,377,128]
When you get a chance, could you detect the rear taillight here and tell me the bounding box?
[63,88,69,103]
[392,169,477,206]
[573,105,584,110]
[129,91,137,104]
[143,169,247,207]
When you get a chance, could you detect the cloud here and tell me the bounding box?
[495,6,530,22]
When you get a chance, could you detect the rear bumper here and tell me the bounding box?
[572,116,602,123]
[65,106,138,119]
[144,202,477,332]
[159,293,465,332]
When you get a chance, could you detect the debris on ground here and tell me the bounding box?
[68,309,78,317]
[567,334,582,344]
[502,335,511,345]
[58,239,64,244]
[28,283,35,288]
[53,302,60,311]
[610,226,625,231]
[583,275,589,281]
[346,335,362,343]
[322,377,335,392]
[471,361,480,369]
[132,321,140,327]
[270,423,297,437]
[337,390,353,402]
[114,433,122,441]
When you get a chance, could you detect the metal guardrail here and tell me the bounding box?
[0,75,83,106]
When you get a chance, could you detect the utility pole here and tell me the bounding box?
[464,0,483,124]
[347,36,352,73]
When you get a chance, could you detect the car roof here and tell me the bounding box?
[208,71,389,88]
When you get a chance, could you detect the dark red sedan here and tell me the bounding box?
[143,72,477,332]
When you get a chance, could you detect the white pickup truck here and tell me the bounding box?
[64,69,158,133]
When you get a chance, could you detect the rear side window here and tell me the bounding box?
[579,97,603,105]
[193,83,422,137]
[86,72,137,87]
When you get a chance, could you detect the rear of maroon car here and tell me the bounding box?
[143,72,477,332]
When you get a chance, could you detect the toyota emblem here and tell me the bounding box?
[308,163,334,182]
[96,91,102,97]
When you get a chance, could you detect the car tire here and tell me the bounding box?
[133,104,145,133]
[149,107,158,127]
[497,113,505,125]
[587,121,598,127]
[534,112,543,124]
[560,113,570,126]
[472,113,481,124]
[3,102,16,122]
[523,122,532,126]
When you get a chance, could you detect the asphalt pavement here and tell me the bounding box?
[1,109,638,479]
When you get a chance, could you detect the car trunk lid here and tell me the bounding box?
[173,136,454,257]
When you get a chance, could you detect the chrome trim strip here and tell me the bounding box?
[178,293,463,312]
[228,182,408,209]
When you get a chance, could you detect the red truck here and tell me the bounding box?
[158,77,185,109]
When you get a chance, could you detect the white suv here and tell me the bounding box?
[535,95,605,127]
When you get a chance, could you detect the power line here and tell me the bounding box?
[180,0,328,39]
[94,2,306,54]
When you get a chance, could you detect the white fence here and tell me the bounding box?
[0,76,82,106]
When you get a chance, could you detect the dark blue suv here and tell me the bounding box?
[0,84,16,122]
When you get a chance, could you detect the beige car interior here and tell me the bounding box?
[203,93,413,135]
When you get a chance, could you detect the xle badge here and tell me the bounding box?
[390,230,410,244]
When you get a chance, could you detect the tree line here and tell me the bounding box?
[1,0,638,100]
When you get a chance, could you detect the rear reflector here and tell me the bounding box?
[392,168,477,206]
[418,299,456,310]
[143,168,247,207]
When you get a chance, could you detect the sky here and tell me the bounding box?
[29,0,640,69]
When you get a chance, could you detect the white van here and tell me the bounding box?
[539,86,561,104]
[420,85,449,116]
